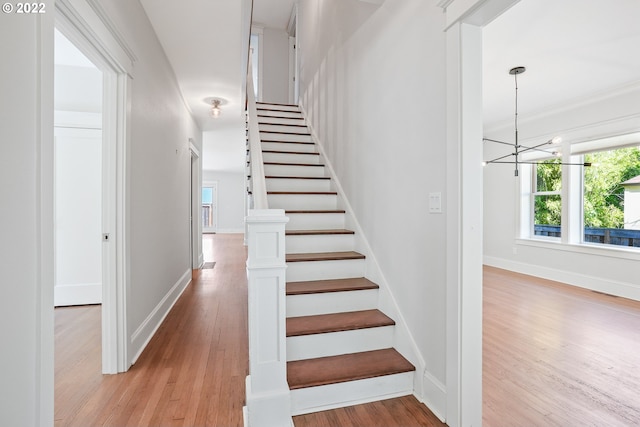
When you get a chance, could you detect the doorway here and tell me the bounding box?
[202,182,218,234]
[54,6,129,375]
[54,29,103,307]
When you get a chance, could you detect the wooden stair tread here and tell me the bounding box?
[287,348,415,390]
[286,229,354,236]
[258,114,304,120]
[259,123,307,127]
[262,150,319,155]
[260,130,311,136]
[286,251,365,263]
[286,278,379,295]
[256,102,299,107]
[268,191,337,195]
[261,140,314,145]
[287,309,394,337]
[264,162,324,167]
[286,210,346,214]
[266,176,330,180]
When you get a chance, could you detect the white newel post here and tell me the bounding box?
[245,209,293,427]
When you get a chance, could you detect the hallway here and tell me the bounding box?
[55,234,248,426]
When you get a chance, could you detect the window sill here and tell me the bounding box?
[516,237,640,261]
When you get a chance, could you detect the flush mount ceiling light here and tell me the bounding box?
[204,97,226,119]
[210,98,222,118]
[483,66,591,176]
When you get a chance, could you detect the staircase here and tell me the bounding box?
[255,102,416,415]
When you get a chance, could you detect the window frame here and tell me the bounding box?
[519,132,640,254]
[530,159,563,240]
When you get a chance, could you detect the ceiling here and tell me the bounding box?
[483,0,640,129]
[138,0,640,171]
[139,0,295,172]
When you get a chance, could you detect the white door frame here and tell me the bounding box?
[54,0,136,374]
[190,142,203,269]
[442,1,520,426]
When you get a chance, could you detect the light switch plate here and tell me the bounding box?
[429,192,442,213]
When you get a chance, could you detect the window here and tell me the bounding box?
[583,146,640,247]
[532,159,562,238]
[521,132,640,250]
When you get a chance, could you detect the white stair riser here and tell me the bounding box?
[286,259,365,282]
[290,372,414,416]
[266,178,331,192]
[257,104,299,112]
[259,124,309,134]
[286,213,346,230]
[268,194,337,210]
[286,289,378,317]
[287,326,394,361]
[264,164,325,177]
[262,141,316,153]
[262,152,320,164]
[260,132,313,143]
[286,233,354,254]
[258,116,306,126]
[257,110,302,119]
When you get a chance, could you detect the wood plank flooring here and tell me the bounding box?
[55,236,640,426]
[54,234,248,426]
[483,266,640,427]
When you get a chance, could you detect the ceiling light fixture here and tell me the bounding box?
[210,98,222,118]
[483,66,591,176]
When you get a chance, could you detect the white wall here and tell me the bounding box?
[54,127,103,305]
[54,65,102,112]
[203,170,245,233]
[483,85,640,299]
[96,0,203,358]
[261,27,290,104]
[54,56,104,306]
[297,0,447,404]
[0,3,54,424]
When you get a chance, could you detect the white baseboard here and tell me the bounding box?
[484,255,640,301]
[419,371,447,422]
[130,269,192,364]
[215,228,245,234]
[54,282,102,306]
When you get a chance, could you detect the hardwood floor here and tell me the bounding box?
[483,266,640,426]
[55,234,248,426]
[55,236,640,426]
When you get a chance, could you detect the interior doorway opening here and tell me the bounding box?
[53,29,103,308]
[202,182,218,234]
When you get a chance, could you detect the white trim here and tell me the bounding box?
[443,2,521,425]
[54,111,102,129]
[84,0,138,64]
[55,0,131,374]
[55,0,135,76]
[516,238,640,261]
[215,228,246,234]
[484,255,640,302]
[39,7,56,423]
[54,283,102,306]
[419,372,447,423]
[130,269,192,364]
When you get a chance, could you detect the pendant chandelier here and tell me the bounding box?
[483,66,591,176]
